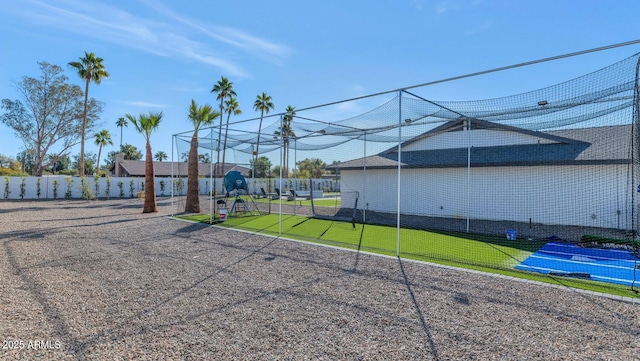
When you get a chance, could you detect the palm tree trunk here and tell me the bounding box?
[80,77,90,176]
[221,112,231,178]
[216,101,224,177]
[185,132,200,213]
[96,145,103,176]
[143,140,158,213]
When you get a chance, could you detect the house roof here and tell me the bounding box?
[116,161,250,177]
[330,120,631,170]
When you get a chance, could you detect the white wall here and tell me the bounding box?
[0,176,338,200]
[341,164,634,229]
[0,176,178,199]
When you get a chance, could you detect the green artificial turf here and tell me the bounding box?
[223,195,341,207]
[178,213,638,299]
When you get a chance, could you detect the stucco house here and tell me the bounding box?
[331,117,635,235]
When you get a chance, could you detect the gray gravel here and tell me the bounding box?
[0,198,639,360]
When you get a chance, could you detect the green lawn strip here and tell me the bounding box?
[320,223,535,268]
[244,196,341,207]
[221,213,306,235]
[398,232,531,268]
[176,214,639,298]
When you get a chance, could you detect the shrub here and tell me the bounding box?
[80,176,94,200]
[159,180,166,196]
[129,179,135,198]
[174,178,184,195]
[53,179,59,199]
[117,181,124,198]
[4,176,10,199]
[19,176,26,199]
[65,177,74,199]
[105,176,111,199]
[94,175,100,199]
[37,177,42,199]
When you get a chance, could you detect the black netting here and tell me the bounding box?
[171,52,640,296]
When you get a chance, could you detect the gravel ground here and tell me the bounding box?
[0,198,639,360]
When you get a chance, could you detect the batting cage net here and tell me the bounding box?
[172,51,640,296]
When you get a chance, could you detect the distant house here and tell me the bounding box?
[331,117,634,231]
[110,153,250,178]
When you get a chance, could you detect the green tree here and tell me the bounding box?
[0,154,24,176]
[126,112,162,213]
[271,165,281,178]
[211,76,235,177]
[250,156,272,178]
[94,129,113,175]
[68,51,109,176]
[120,143,142,160]
[297,158,327,179]
[116,116,128,147]
[0,154,17,169]
[221,96,241,176]
[185,99,219,213]
[46,153,70,174]
[104,144,142,169]
[72,152,97,175]
[16,149,36,175]
[1,61,102,176]
[253,92,274,168]
[154,150,168,162]
[274,105,296,178]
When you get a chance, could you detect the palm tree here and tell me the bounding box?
[120,144,139,160]
[45,153,64,175]
[68,51,109,176]
[253,92,274,169]
[221,97,241,177]
[211,76,236,177]
[125,112,162,213]
[185,99,219,213]
[116,117,128,147]
[93,129,113,175]
[274,105,296,178]
[154,151,168,162]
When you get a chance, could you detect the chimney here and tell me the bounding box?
[115,153,125,177]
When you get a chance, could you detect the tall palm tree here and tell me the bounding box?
[68,51,109,176]
[274,106,296,178]
[154,151,168,162]
[253,92,274,169]
[185,99,219,213]
[93,129,113,175]
[221,97,241,176]
[116,117,128,147]
[211,76,235,177]
[125,112,162,213]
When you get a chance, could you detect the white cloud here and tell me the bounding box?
[123,101,168,108]
[141,0,292,65]
[12,0,290,77]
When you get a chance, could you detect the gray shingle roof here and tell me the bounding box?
[117,161,249,177]
[331,122,631,170]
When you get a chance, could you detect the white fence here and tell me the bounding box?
[0,176,340,200]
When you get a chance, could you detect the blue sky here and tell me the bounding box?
[1,0,640,165]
